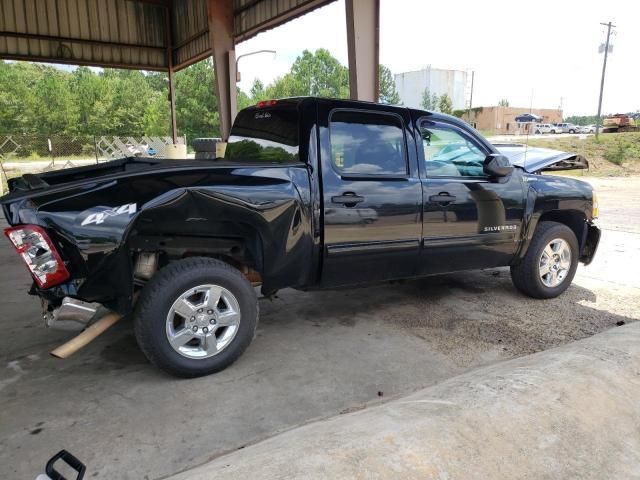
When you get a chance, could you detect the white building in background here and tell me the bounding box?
[394,67,468,110]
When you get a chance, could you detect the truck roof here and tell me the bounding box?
[245,96,472,132]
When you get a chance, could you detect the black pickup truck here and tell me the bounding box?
[1,97,600,377]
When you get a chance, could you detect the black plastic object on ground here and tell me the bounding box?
[192,138,220,159]
[38,450,86,480]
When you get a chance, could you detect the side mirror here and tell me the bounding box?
[484,154,514,177]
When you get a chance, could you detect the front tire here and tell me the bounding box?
[510,221,579,299]
[134,257,258,378]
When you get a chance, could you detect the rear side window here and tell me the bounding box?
[329,110,407,176]
[226,104,300,163]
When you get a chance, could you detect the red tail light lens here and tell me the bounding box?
[4,225,70,288]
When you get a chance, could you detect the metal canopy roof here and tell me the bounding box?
[0,0,335,71]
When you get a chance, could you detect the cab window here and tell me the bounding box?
[420,123,486,177]
[226,104,300,164]
[329,110,407,176]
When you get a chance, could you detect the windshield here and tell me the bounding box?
[225,104,300,164]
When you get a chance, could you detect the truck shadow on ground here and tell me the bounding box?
[95,268,635,373]
[258,268,635,364]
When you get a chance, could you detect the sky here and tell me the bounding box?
[236,0,639,116]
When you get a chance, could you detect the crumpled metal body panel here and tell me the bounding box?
[495,144,589,173]
[2,161,315,313]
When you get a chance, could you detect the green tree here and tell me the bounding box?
[0,61,33,133]
[565,115,598,126]
[175,59,220,139]
[236,78,264,111]
[0,61,172,136]
[421,87,439,111]
[237,88,253,111]
[498,98,510,107]
[438,94,453,115]
[31,66,78,134]
[250,78,266,100]
[378,64,400,104]
[265,49,349,99]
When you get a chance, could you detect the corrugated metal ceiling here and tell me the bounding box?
[0,0,335,71]
[0,0,170,70]
[233,0,333,42]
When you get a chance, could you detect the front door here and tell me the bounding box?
[416,119,526,274]
[319,106,422,286]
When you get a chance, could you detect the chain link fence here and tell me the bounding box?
[0,134,187,195]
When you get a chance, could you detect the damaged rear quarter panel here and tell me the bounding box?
[11,164,314,313]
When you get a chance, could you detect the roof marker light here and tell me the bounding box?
[257,100,278,108]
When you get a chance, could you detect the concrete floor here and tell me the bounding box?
[1,177,638,479]
[171,323,640,480]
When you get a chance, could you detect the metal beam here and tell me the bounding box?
[345,0,380,102]
[234,0,335,43]
[0,52,168,72]
[166,6,178,143]
[207,0,237,141]
[0,31,166,52]
[168,68,177,143]
[173,28,209,51]
[126,0,170,7]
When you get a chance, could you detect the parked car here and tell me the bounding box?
[579,125,596,134]
[145,145,158,156]
[553,123,579,134]
[515,113,542,123]
[533,123,555,134]
[1,98,601,377]
[124,143,143,157]
[123,143,157,157]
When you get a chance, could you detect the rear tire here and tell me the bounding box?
[134,257,258,378]
[510,221,579,299]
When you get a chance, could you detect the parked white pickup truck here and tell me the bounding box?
[533,123,555,134]
[552,123,579,134]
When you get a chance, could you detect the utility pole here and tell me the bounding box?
[595,21,615,139]
[467,70,474,126]
[468,70,474,111]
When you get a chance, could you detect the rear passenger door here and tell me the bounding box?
[318,105,422,286]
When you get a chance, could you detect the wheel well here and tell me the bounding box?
[129,235,263,286]
[538,210,586,246]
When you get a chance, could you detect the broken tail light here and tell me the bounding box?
[4,225,70,289]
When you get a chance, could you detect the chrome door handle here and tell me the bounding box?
[331,193,364,207]
[429,194,456,205]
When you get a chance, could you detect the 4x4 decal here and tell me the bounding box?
[81,203,137,226]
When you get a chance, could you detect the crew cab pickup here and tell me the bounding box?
[1,98,600,377]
